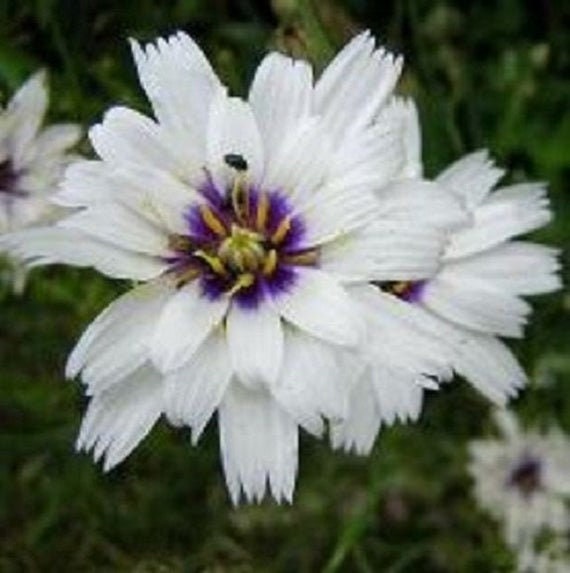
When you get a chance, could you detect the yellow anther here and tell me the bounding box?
[200,204,227,237]
[391,281,411,295]
[262,249,278,276]
[194,250,228,277]
[256,192,270,232]
[168,234,193,252]
[231,173,250,223]
[227,273,255,296]
[271,216,291,245]
[174,267,201,288]
[281,249,319,266]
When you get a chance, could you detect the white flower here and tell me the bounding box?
[469,410,570,571]
[1,32,457,502]
[332,98,560,453]
[0,71,81,292]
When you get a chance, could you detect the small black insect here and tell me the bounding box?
[224,153,248,171]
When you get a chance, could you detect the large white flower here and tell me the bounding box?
[332,98,560,452]
[0,71,81,291]
[1,32,460,502]
[469,410,570,571]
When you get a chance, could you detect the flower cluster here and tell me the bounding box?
[0,31,560,504]
[469,410,570,571]
[0,72,81,291]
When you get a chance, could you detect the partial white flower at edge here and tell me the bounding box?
[0,31,463,503]
[331,98,561,454]
[469,410,570,572]
[0,71,81,293]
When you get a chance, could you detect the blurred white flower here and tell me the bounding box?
[0,71,81,292]
[469,410,570,572]
[332,98,560,452]
[1,32,461,502]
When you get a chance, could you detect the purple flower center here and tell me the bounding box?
[165,169,318,309]
[0,160,25,198]
[507,454,542,498]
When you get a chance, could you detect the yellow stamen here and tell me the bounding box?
[200,204,227,237]
[262,249,278,276]
[391,281,411,295]
[281,249,319,266]
[168,234,193,252]
[194,250,228,277]
[271,216,291,245]
[231,173,250,223]
[227,273,255,296]
[173,267,201,288]
[256,192,270,232]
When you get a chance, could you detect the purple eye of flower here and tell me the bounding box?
[0,160,25,198]
[507,455,542,498]
[165,165,319,309]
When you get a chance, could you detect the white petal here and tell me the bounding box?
[491,408,521,440]
[330,374,380,455]
[376,179,469,231]
[273,268,362,346]
[439,241,561,296]
[300,180,379,247]
[261,116,332,204]
[249,52,313,160]
[219,383,298,503]
[353,286,454,385]
[323,120,406,201]
[0,227,166,280]
[207,93,264,191]
[449,329,527,405]
[436,150,504,210]
[130,32,222,163]
[320,220,445,282]
[272,327,352,436]
[422,275,531,338]
[164,329,232,441]
[56,159,197,235]
[378,96,423,178]
[370,365,424,426]
[315,31,403,140]
[29,123,81,160]
[445,183,552,259]
[67,282,170,393]
[89,106,197,180]
[76,364,163,471]
[59,203,169,256]
[226,302,284,389]
[111,165,198,233]
[151,282,228,372]
[53,160,115,206]
[3,71,48,166]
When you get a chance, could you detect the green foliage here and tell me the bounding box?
[0,1,568,571]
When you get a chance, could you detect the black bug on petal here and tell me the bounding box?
[224,153,248,171]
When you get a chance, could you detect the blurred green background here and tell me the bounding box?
[0,1,568,571]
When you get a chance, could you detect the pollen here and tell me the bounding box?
[271,215,291,245]
[194,250,229,277]
[256,192,270,231]
[262,249,278,276]
[200,204,227,237]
